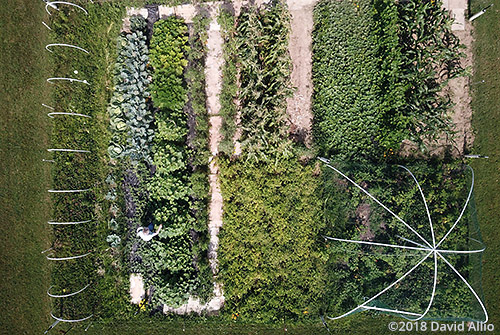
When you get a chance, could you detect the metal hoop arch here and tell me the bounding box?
[47,284,90,298]
[50,312,93,323]
[47,77,89,85]
[48,219,92,225]
[45,1,88,15]
[45,43,89,54]
[46,251,91,261]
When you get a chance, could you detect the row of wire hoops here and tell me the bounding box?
[42,0,94,327]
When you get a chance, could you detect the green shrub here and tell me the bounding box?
[219,157,326,322]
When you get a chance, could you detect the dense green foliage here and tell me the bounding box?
[217,9,238,156]
[312,0,465,159]
[313,0,385,159]
[313,0,482,322]
[320,160,479,319]
[218,0,326,322]
[235,3,294,162]
[185,13,213,303]
[108,17,153,163]
[219,158,326,322]
[47,2,124,319]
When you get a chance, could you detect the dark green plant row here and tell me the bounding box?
[47,2,125,320]
[217,8,238,156]
[312,0,465,160]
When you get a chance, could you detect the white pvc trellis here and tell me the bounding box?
[42,104,91,118]
[46,251,92,261]
[48,111,91,118]
[319,157,488,322]
[46,77,89,85]
[48,189,91,193]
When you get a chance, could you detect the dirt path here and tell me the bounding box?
[446,10,475,154]
[204,2,225,309]
[286,0,318,147]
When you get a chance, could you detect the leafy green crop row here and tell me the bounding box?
[312,0,465,159]
[107,17,153,164]
[128,16,211,307]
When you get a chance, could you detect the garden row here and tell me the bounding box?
[104,14,213,310]
[217,1,326,323]
[312,0,465,160]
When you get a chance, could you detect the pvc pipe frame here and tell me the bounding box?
[50,311,93,323]
[45,43,89,54]
[48,112,91,118]
[48,189,91,193]
[47,77,89,85]
[319,158,488,322]
[47,284,90,298]
[48,219,92,225]
[45,1,88,15]
[46,251,91,261]
[43,103,91,118]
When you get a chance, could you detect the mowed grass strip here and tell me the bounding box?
[470,0,500,328]
[0,0,52,334]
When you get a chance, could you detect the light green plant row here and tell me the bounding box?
[218,157,327,323]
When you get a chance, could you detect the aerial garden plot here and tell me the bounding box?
[38,0,490,332]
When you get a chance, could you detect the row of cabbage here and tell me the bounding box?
[105,15,212,309]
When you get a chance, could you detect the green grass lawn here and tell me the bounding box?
[469,0,500,329]
[0,1,53,334]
